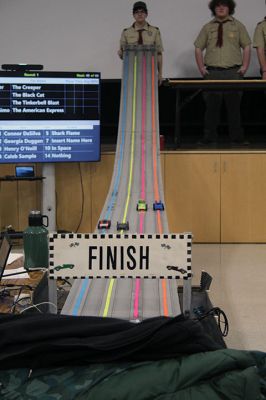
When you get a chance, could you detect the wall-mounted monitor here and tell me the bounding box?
[0,71,100,163]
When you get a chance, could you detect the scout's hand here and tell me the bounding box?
[262,71,266,80]
[200,66,209,77]
[118,49,123,60]
[238,66,247,76]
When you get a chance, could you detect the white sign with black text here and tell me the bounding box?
[49,233,192,279]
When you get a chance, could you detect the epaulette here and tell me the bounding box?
[147,23,159,30]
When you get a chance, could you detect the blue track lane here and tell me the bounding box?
[104,52,129,224]
[71,53,130,314]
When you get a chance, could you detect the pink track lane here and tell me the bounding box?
[139,54,147,233]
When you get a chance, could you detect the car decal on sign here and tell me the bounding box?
[54,264,75,272]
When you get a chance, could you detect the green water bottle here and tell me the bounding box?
[23,210,49,270]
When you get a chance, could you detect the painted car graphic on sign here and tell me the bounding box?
[54,264,75,272]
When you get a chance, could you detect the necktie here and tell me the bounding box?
[138,29,144,45]
[216,20,228,48]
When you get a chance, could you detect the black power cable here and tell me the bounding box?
[75,163,85,232]
[194,307,229,337]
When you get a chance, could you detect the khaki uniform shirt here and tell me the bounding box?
[194,17,251,68]
[253,19,266,50]
[120,22,163,53]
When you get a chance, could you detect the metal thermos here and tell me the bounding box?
[23,210,49,270]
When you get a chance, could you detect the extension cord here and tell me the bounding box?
[14,293,31,306]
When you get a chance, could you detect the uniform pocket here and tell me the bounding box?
[143,31,156,45]
[126,35,138,44]
[207,29,217,45]
[227,28,239,42]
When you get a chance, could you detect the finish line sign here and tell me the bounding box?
[49,233,192,279]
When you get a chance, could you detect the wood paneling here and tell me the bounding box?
[2,153,266,242]
[221,154,266,242]
[77,163,92,232]
[164,154,221,242]
[55,163,91,233]
[91,154,115,231]
[0,181,18,231]
[17,181,40,230]
[0,164,41,232]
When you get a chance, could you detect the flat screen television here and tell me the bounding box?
[0,71,100,163]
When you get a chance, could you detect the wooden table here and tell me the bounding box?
[0,256,45,313]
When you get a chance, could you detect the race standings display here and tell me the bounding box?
[0,71,100,163]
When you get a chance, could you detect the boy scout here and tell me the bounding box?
[253,17,266,79]
[194,0,251,145]
[118,1,163,84]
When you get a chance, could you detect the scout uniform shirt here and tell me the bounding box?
[120,22,163,53]
[194,16,251,68]
[253,18,266,53]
